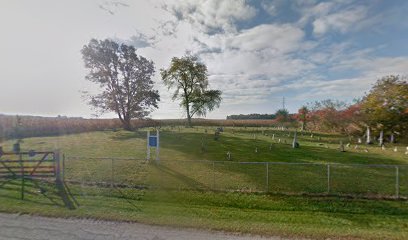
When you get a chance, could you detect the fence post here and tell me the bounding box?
[212,161,215,190]
[55,150,62,184]
[327,164,330,194]
[266,162,269,192]
[20,153,24,200]
[62,153,65,182]
[395,166,399,199]
[111,158,114,189]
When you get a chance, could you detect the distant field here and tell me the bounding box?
[0,127,408,239]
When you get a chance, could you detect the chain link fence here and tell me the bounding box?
[63,156,408,199]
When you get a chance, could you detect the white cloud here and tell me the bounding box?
[312,5,367,35]
[261,1,277,16]
[227,24,304,53]
[162,0,256,33]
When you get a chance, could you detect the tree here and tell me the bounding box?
[296,106,309,131]
[306,99,348,132]
[361,75,408,140]
[275,109,289,123]
[161,55,222,127]
[81,39,160,130]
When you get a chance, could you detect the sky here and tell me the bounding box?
[0,0,407,119]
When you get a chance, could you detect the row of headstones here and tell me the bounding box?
[197,126,408,156]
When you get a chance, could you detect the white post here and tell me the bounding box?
[156,129,160,163]
[146,131,150,160]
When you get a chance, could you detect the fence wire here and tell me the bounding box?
[63,156,408,199]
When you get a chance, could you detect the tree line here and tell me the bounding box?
[292,76,408,142]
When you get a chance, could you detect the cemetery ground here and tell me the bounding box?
[0,127,408,239]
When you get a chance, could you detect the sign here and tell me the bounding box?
[149,136,157,147]
[147,130,160,162]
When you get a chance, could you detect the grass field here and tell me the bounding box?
[0,127,408,239]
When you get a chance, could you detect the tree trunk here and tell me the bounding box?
[390,133,395,143]
[186,103,192,127]
[122,118,132,131]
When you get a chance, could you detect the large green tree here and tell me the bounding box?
[161,55,222,127]
[81,39,160,130]
[361,75,408,139]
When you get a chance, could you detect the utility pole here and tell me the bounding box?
[282,96,285,110]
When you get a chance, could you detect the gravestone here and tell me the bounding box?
[226,151,231,160]
[366,127,372,144]
[214,131,220,141]
[292,131,299,148]
[339,141,345,152]
[378,130,384,146]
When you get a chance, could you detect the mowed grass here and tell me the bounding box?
[0,182,407,240]
[3,127,405,196]
[0,127,408,239]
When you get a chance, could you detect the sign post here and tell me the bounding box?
[147,129,160,163]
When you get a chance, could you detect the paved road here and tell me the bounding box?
[0,213,298,240]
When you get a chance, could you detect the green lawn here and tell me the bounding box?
[0,127,408,239]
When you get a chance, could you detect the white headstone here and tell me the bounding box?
[366,127,372,144]
[379,130,384,146]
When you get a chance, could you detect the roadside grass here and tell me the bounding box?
[0,127,408,239]
[0,182,407,240]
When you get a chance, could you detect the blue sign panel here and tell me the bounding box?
[149,136,157,147]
